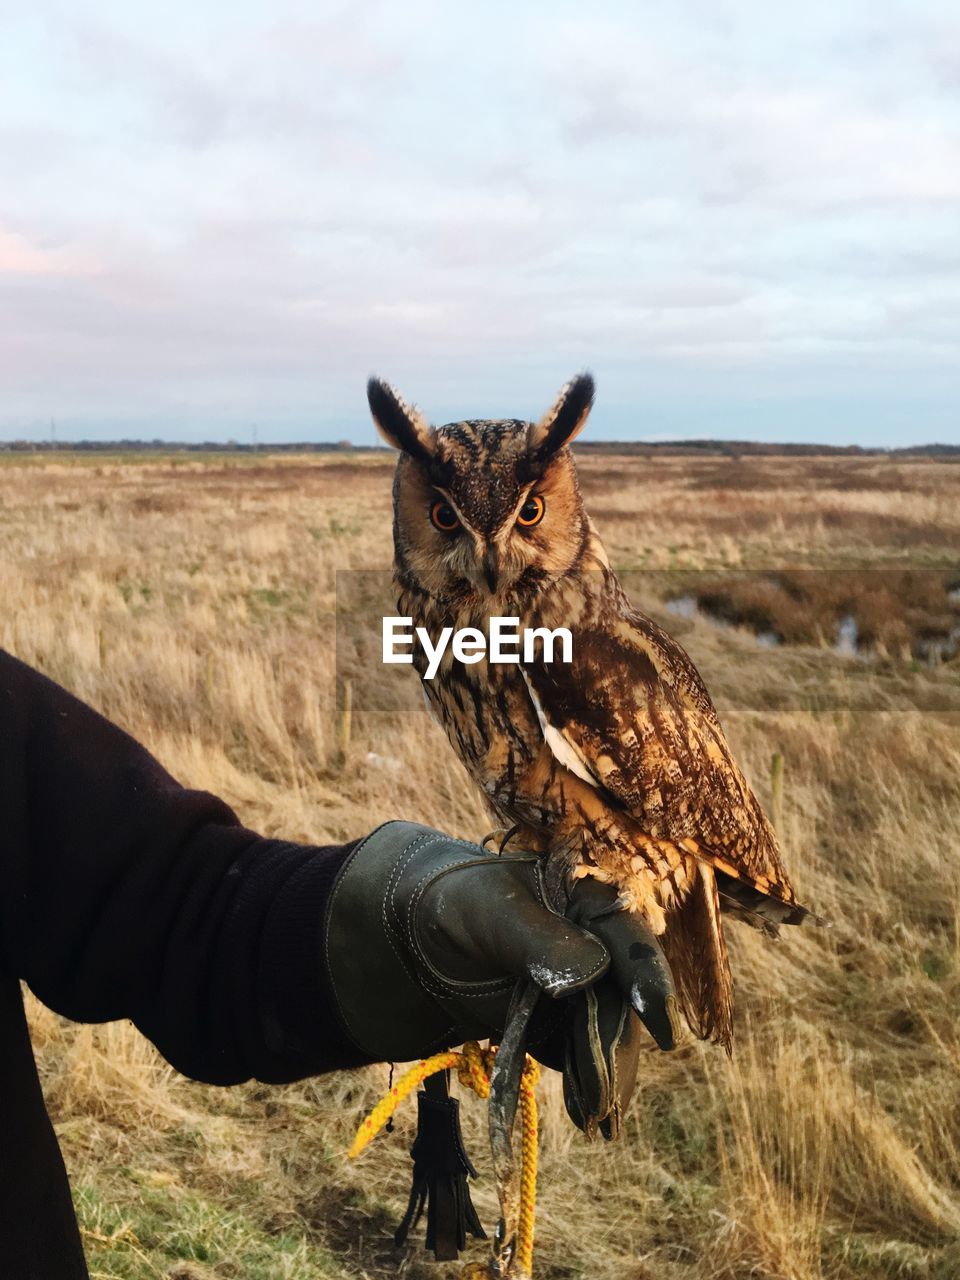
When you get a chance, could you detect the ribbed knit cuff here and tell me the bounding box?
[253,838,372,1080]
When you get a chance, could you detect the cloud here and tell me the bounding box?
[0,1,957,443]
[0,228,99,276]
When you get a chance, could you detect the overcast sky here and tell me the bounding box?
[2,1,959,445]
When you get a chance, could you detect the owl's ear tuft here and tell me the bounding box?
[527,373,595,461]
[367,378,436,461]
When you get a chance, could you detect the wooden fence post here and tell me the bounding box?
[336,678,353,768]
[770,750,785,836]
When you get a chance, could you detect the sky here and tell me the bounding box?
[1,1,959,446]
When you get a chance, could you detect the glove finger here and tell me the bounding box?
[601,1005,641,1140]
[597,912,681,1050]
[422,860,610,995]
[478,889,610,995]
[568,878,682,1050]
[561,980,641,1140]
[562,1018,588,1134]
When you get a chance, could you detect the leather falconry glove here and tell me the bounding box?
[324,821,683,1137]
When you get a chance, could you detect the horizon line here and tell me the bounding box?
[1,439,958,458]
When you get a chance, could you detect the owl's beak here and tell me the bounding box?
[482,546,500,593]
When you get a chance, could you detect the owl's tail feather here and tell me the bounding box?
[715,871,827,933]
[679,839,828,931]
[661,862,734,1053]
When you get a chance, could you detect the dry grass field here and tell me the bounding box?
[1,449,959,1280]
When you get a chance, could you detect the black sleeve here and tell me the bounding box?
[0,649,371,1085]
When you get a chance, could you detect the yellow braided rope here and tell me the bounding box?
[517,1060,539,1274]
[348,1041,540,1277]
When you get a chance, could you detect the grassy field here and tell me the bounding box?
[1,450,959,1280]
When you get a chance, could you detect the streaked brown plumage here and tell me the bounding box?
[368,373,813,1052]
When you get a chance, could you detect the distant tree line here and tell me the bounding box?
[574,440,960,458]
[0,438,957,458]
[0,439,365,453]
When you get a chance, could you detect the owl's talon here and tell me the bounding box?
[481,826,523,855]
[498,824,521,854]
[591,892,632,919]
[481,828,512,852]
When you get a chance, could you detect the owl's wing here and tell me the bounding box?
[520,602,801,912]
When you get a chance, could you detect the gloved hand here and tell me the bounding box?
[324,822,682,1138]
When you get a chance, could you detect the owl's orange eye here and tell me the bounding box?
[516,495,546,528]
[430,500,460,532]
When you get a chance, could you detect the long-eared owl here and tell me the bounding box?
[368,373,813,1049]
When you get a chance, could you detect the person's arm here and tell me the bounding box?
[0,648,362,1084]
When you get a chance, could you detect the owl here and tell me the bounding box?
[367,373,814,1054]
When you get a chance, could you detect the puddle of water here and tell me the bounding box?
[835,613,859,656]
[665,595,698,619]
[665,595,780,648]
[664,586,959,665]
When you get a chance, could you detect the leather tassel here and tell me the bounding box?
[394,1071,486,1261]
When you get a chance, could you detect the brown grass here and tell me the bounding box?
[1,452,959,1279]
